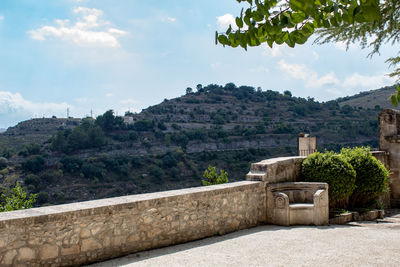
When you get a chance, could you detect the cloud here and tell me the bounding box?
[249,66,269,73]
[120,99,137,105]
[29,7,128,47]
[343,73,396,90]
[0,15,4,21]
[166,17,176,22]
[263,44,294,58]
[216,14,238,31]
[278,60,339,88]
[334,41,358,51]
[0,91,73,128]
[105,93,113,97]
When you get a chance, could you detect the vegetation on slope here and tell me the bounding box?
[0,83,391,206]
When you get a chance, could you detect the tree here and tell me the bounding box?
[216,0,380,50]
[202,166,228,186]
[0,182,37,212]
[186,87,193,94]
[215,1,400,102]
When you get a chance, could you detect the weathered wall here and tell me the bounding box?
[379,109,400,207]
[246,156,305,183]
[0,181,266,266]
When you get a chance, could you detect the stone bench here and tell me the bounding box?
[266,182,329,226]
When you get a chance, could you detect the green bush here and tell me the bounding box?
[0,182,37,212]
[0,157,8,169]
[22,156,45,173]
[341,147,390,208]
[202,166,228,186]
[302,151,356,207]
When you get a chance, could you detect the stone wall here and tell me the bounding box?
[379,109,400,207]
[246,156,305,182]
[0,181,266,266]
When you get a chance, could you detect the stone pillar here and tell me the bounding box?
[298,134,316,156]
[379,109,400,207]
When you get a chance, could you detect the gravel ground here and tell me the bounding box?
[90,210,400,267]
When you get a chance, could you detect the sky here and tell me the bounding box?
[0,0,397,128]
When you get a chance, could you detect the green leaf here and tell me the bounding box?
[391,94,398,107]
[266,38,274,48]
[291,12,306,24]
[236,17,244,28]
[329,17,339,27]
[244,15,251,26]
[226,25,232,35]
[253,10,264,22]
[218,35,229,46]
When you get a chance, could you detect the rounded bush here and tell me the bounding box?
[341,147,390,207]
[302,151,356,206]
[0,157,8,169]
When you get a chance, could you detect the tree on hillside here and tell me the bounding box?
[96,110,125,131]
[216,0,400,104]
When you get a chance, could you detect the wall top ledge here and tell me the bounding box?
[254,156,306,165]
[0,181,262,224]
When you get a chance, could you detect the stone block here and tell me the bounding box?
[81,238,102,252]
[17,247,35,261]
[39,244,58,260]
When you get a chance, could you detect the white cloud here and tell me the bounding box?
[105,93,113,97]
[312,51,319,60]
[263,44,294,58]
[0,15,4,21]
[166,17,176,22]
[0,91,73,127]
[278,60,339,88]
[249,66,269,73]
[120,99,137,105]
[334,41,358,51]
[343,73,396,90]
[216,14,238,31]
[210,62,222,69]
[75,97,89,103]
[29,7,128,47]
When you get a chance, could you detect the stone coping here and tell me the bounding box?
[0,181,263,226]
[329,210,384,225]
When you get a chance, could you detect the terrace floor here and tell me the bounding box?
[90,210,400,267]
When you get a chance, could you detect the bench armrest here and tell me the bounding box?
[272,192,289,209]
[313,189,328,207]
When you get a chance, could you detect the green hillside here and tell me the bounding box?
[337,85,396,110]
[0,83,392,206]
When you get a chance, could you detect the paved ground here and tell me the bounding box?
[90,210,400,267]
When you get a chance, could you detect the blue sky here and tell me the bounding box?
[0,0,397,128]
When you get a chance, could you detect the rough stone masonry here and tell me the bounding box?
[0,181,266,266]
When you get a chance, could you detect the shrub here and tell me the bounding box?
[0,182,37,212]
[341,147,390,208]
[60,156,83,173]
[302,151,356,207]
[202,166,228,186]
[0,157,7,169]
[37,192,49,205]
[22,156,45,173]
[25,174,41,187]
[41,169,63,184]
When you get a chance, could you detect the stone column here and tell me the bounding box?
[379,109,400,207]
[298,134,316,157]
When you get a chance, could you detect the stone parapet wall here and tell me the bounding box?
[246,156,305,183]
[0,181,266,266]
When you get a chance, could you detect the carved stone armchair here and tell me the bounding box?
[266,182,329,226]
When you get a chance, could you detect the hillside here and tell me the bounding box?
[0,83,393,206]
[337,85,396,110]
